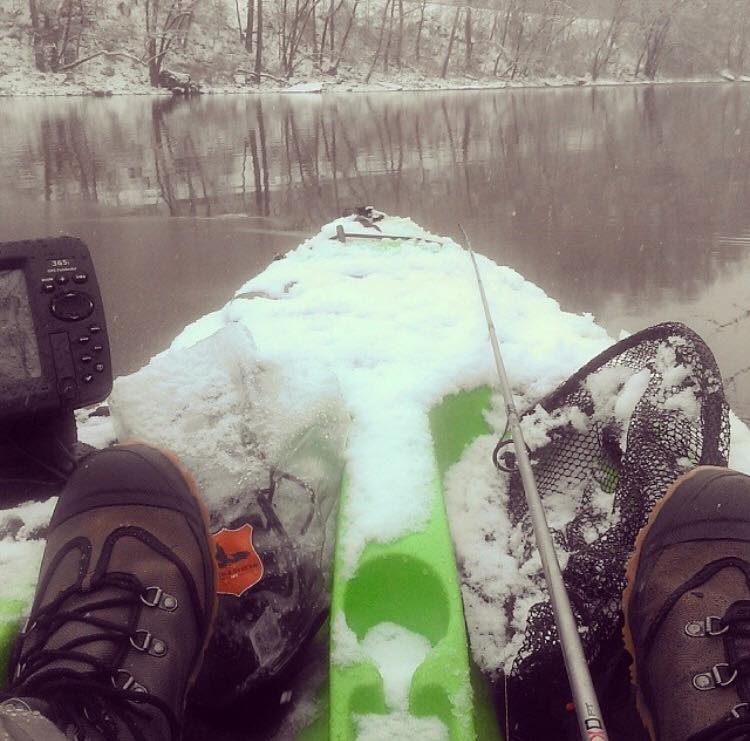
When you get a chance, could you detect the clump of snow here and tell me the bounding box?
[361,623,433,710]
[519,404,589,451]
[0,499,55,541]
[0,498,56,607]
[586,366,636,415]
[333,613,435,706]
[109,321,350,528]
[75,408,117,449]
[614,369,652,426]
[286,82,324,93]
[333,613,444,737]
[585,365,651,450]
[332,612,364,666]
[443,436,518,673]
[663,388,700,419]
[0,539,46,604]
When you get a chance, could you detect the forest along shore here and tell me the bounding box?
[1,1,749,96]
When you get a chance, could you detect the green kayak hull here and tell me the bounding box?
[316,385,501,740]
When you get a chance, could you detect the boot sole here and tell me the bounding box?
[621,465,728,741]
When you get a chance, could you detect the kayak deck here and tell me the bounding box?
[320,385,501,740]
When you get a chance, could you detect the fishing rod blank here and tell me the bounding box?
[458,225,609,741]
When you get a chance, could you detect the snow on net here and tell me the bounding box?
[447,322,731,739]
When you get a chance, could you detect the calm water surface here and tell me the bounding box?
[1,85,749,420]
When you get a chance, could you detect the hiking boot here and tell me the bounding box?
[624,466,750,741]
[0,443,217,741]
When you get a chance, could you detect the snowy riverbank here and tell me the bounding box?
[1,60,747,97]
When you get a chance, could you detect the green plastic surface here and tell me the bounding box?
[0,600,25,685]
[321,385,500,740]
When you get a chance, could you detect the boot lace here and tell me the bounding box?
[0,571,179,741]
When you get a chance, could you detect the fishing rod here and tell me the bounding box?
[458,225,609,741]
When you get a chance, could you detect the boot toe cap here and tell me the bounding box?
[51,444,202,528]
[643,468,750,558]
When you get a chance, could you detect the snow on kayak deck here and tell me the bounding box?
[2,213,750,733]
[145,214,614,574]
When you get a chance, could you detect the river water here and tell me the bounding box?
[1,84,749,421]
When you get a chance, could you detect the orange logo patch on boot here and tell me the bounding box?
[212,524,264,597]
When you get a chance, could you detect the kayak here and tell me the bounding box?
[1,212,739,740]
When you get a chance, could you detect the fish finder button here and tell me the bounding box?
[50,291,95,322]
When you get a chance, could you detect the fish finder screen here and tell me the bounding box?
[0,269,42,382]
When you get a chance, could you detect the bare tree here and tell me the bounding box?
[441,6,462,79]
[365,0,391,82]
[27,0,92,71]
[279,0,322,76]
[235,0,243,42]
[464,7,472,70]
[255,0,263,81]
[382,0,396,72]
[144,0,195,87]
[414,0,427,61]
[723,0,749,71]
[320,0,346,67]
[333,0,359,69]
[493,0,525,78]
[591,0,629,80]
[246,0,254,52]
[634,0,690,79]
[396,0,404,69]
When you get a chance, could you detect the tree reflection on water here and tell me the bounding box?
[2,85,750,418]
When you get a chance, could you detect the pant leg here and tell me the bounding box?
[0,699,68,741]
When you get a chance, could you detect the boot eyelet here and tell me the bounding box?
[706,616,728,636]
[712,663,738,687]
[130,629,168,657]
[141,586,178,612]
[693,663,738,690]
[732,703,750,719]
[112,668,132,688]
[685,616,728,637]
[112,669,149,694]
[130,629,152,652]
[140,587,163,607]
[693,672,714,690]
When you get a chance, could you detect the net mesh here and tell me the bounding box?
[500,322,730,739]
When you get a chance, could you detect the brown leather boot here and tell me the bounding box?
[0,444,217,741]
[624,466,750,741]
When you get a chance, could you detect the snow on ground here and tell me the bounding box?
[3,213,750,735]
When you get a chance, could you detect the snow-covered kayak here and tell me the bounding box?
[2,212,750,740]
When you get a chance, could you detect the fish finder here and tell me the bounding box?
[0,237,112,504]
[0,236,112,421]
